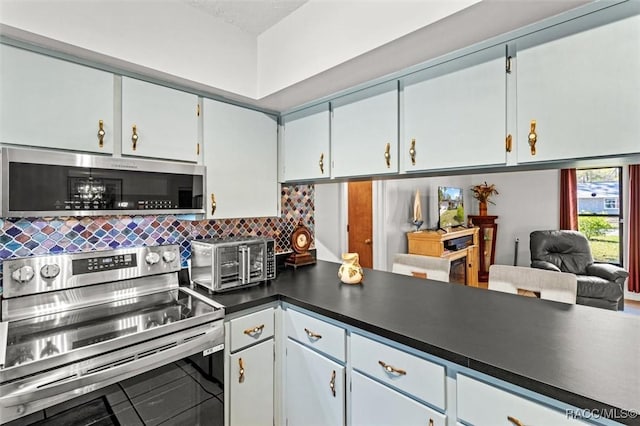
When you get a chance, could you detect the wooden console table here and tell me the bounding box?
[406,227,479,287]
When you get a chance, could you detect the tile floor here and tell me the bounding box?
[7,359,224,426]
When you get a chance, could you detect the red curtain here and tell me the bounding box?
[628,165,640,293]
[560,168,578,230]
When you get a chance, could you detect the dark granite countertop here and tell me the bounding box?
[188,261,640,424]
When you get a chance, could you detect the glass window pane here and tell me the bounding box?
[576,167,621,265]
[577,216,620,264]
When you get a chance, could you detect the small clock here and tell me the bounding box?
[292,225,312,253]
[286,222,316,268]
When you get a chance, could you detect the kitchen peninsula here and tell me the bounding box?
[196,261,640,426]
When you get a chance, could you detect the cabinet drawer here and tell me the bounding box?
[351,333,445,411]
[229,308,274,352]
[285,309,346,361]
[457,374,588,425]
[352,371,446,426]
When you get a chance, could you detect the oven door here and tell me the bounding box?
[0,320,224,425]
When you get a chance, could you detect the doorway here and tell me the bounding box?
[347,181,373,268]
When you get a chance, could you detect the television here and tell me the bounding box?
[438,186,465,228]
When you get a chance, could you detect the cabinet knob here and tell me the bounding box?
[238,358,245,383]
[364,239,372,245]
[384,143,391,168]
[210,193,216,216]
[378,360,407,376]
[131,125,139,151]
[505,134,512,153]
[97,120,105,148]
[329,370,336,397]
[319,153,324,174]
[507,416,524,426]
[528,120,537,155]
[409,138,416,165]
[304,328,322,340]
[243,324,265,336]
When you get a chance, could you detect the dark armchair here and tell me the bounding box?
[530,230,628,310]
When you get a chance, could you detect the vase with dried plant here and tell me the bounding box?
[471,182,499,216]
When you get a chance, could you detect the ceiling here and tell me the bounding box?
[181,0,308,35]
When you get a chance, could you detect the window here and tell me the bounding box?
[604,198,618,209]
[577,167,622,265]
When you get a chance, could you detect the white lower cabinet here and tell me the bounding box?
[285,338,345,426]
[457,374,588,425]
[351,372,446,426]
[229,339,274,426]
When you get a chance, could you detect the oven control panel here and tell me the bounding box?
[2,245,182,299]
[72,253,137,275]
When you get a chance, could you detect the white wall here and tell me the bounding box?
[314,182,343,263]
[468,169,560,268]
[257,0,479,97]
[0,0,257,98]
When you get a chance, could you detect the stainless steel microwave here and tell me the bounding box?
[1,147,204,217]
[190,237,276,292]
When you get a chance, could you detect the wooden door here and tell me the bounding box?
[348,181,373,268]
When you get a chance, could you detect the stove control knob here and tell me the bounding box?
[162,251,177,263]
[11,266,35,284]
[40,264,61,280]
[145,252,160,265]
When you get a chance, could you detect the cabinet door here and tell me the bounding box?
[0,45,114,153]
[403,45,507,172]
[332,81,398,178]
[228,340,274,426]
[352,372,446,426]
[516,8,640,163]
[285,339,345,426]
[121,77,198,162]
[281,104,330,182]
[203,98,278,219]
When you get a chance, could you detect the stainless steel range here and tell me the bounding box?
[0,245,224,424]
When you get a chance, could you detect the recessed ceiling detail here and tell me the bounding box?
[182,0,308,35]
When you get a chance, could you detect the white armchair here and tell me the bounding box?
[391,253,451,282]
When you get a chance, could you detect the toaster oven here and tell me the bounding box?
[190,237,276,292]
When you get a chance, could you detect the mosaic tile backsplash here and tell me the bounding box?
[0,184,314,289]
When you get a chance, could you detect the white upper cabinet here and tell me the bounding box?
[331,81,398,178]
[516,5,640,163]
[203,98,278,219]
[0,45,114,153]
[281,103,330,182]
[402,45,507,172]
[121,77,199,162]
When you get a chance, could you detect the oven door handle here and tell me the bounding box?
[0,324,223,408]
